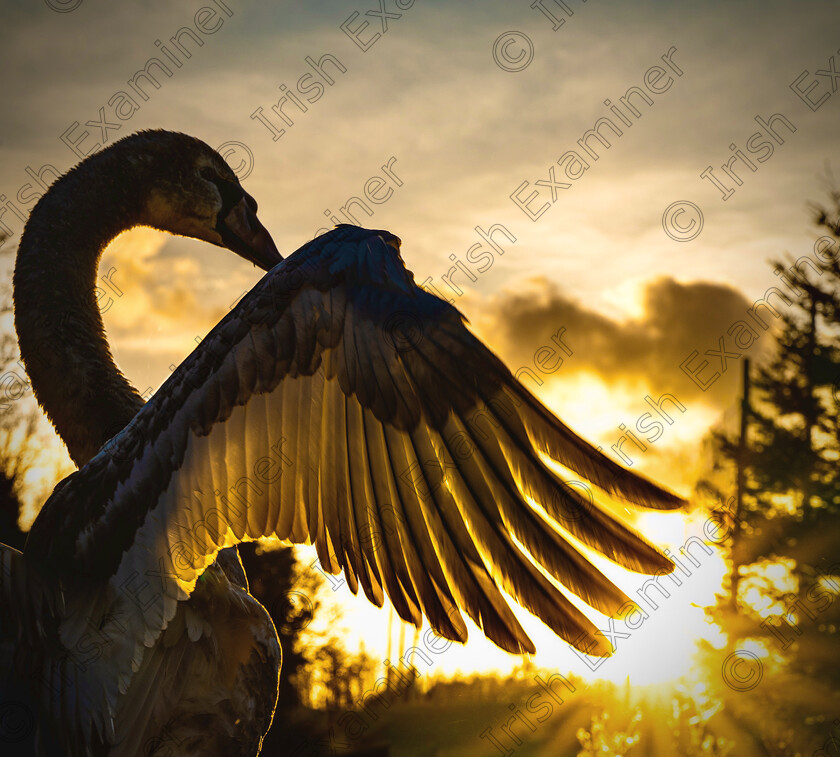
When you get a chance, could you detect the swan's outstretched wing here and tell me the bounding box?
[29,225,684,668]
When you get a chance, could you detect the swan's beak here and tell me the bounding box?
[218,194,283,271]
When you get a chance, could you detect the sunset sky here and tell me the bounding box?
[1,0,838,684]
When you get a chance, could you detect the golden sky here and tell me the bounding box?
[1,0,839,685]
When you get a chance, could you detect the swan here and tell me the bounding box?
[3,130,684,755]
[9,130,282,755]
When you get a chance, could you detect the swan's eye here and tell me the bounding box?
[199,166,216,181]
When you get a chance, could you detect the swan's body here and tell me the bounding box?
[8,132,281,755]
[3,131,684,755]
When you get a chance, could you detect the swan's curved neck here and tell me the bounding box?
[14,151,146,467]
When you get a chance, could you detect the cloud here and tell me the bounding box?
[477,275,773,402]
[98,228,262,392]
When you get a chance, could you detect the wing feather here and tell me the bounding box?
[381,422,468,642]
[346,389,385,605]
[277,377,299,539]
[361,407,423,626]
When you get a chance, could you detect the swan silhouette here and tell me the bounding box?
[3,130,683,755]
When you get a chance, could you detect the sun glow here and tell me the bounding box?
[298,505,729,690]
[546,508,729,686]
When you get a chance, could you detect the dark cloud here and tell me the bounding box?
[482,276,776,400]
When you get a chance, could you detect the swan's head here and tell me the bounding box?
[128,130,282,271]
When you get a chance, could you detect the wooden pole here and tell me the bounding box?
[730,358,750,610]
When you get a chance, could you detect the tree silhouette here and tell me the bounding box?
[238,542,318,713]
[697,187,840,750]
[0,235,40,551]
